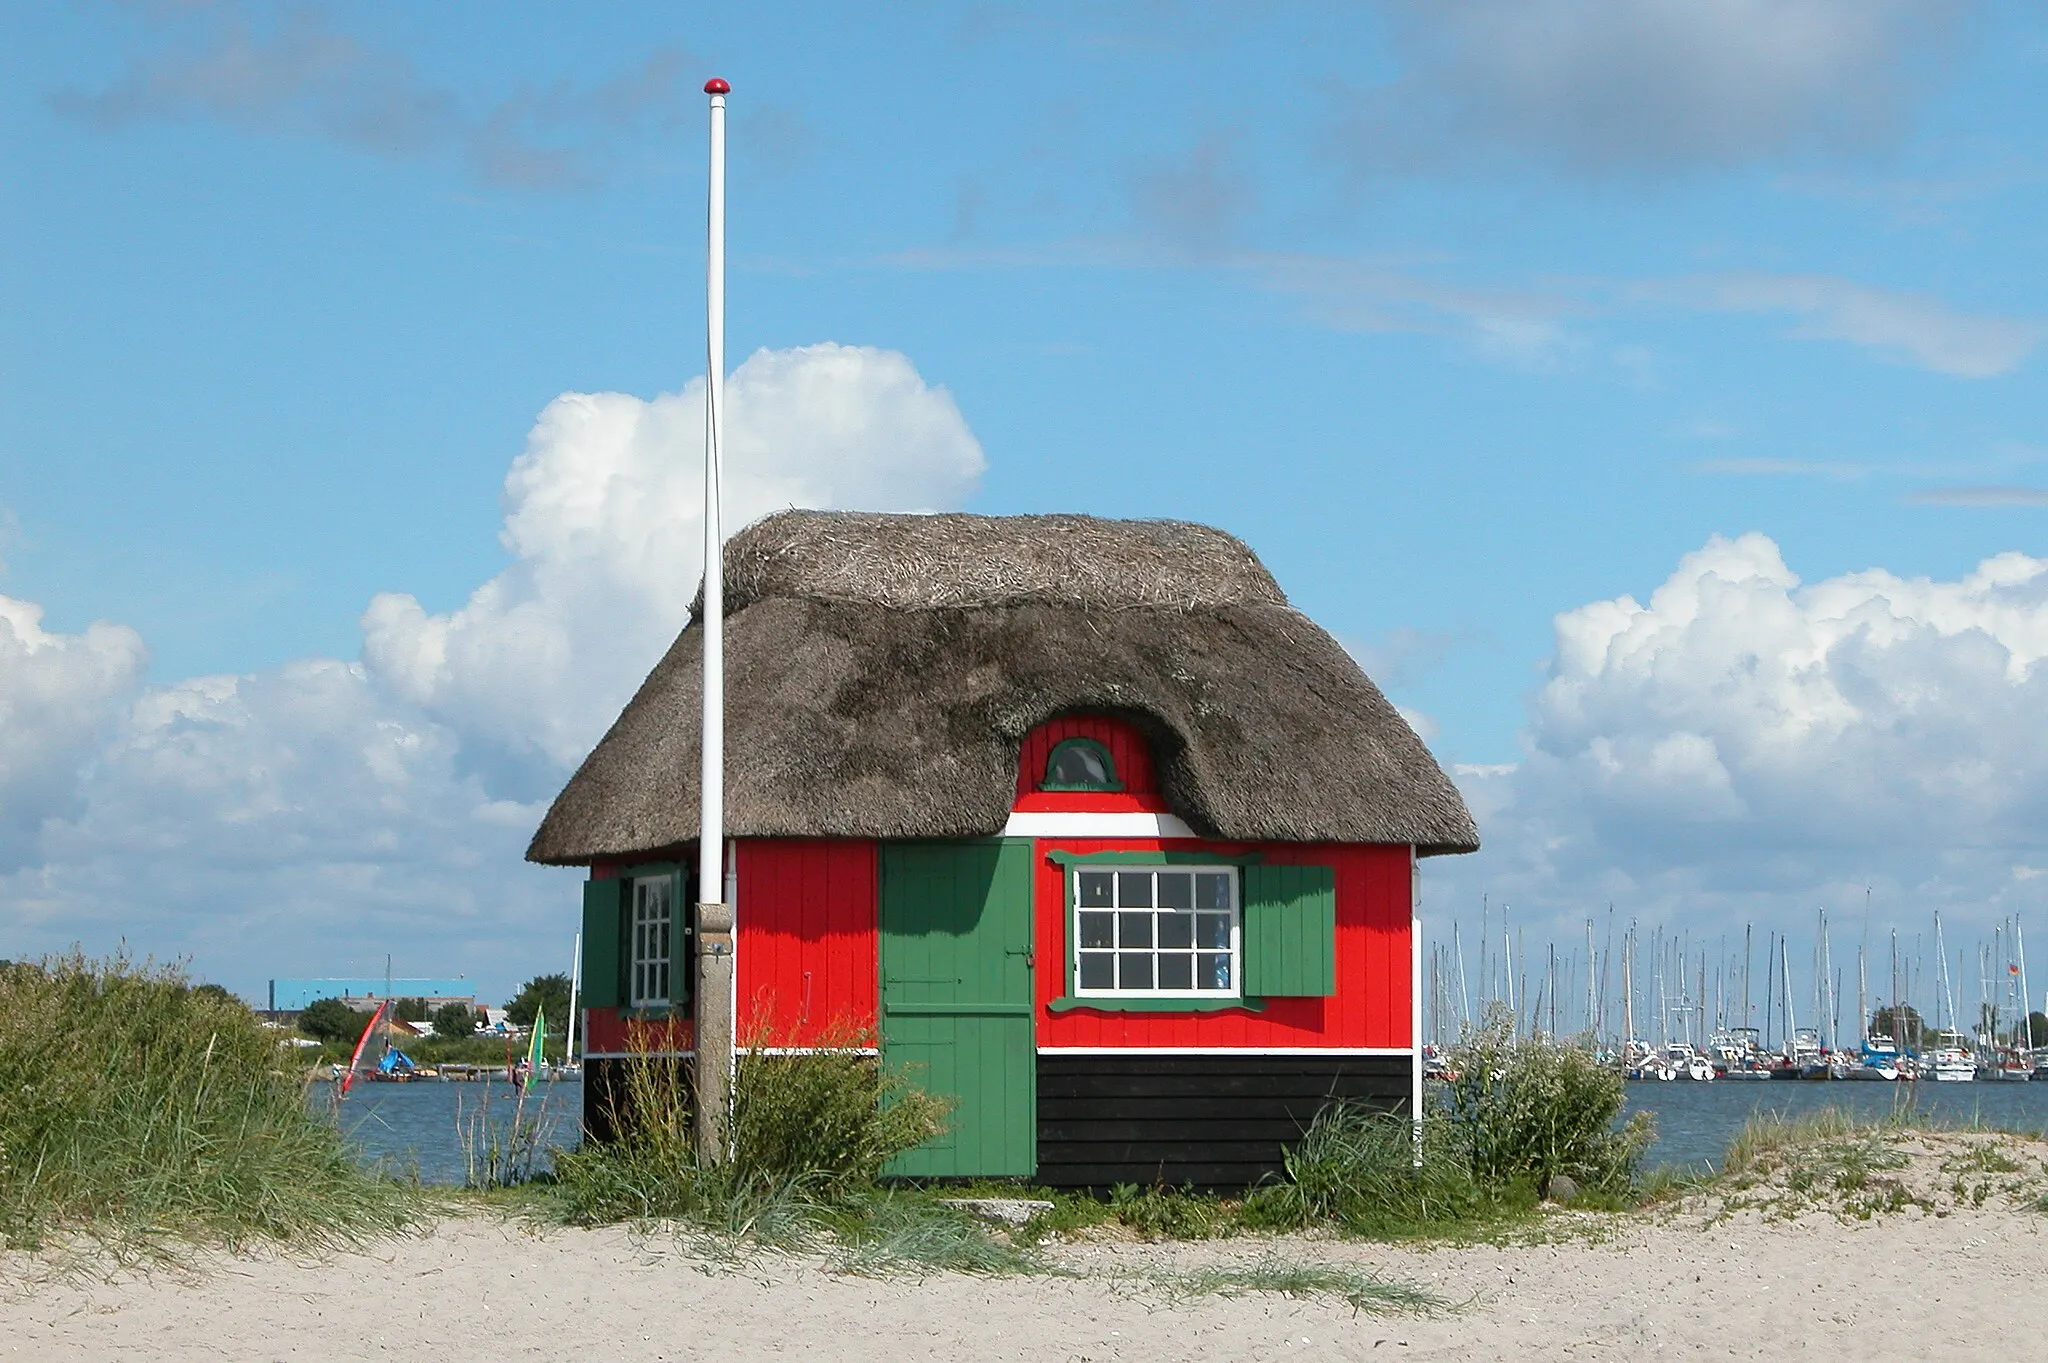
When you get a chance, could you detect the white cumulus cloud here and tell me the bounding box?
[1435,532,2048,945]
[360,342,986,783]
[0,343,983,994]
[0,597,148,865]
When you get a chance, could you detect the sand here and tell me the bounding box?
[6,1132,2044,1362]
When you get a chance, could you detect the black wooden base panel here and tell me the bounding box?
[582,1057,693,1145]
[1035,1052,1412,1189]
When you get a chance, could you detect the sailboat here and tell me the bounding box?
[1928,914,1974,1082]
[338,1001,390,1094]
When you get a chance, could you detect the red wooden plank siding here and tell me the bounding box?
[1012,714,1168,813]
[583,1009,692,1056]
[735,839,879,1046]
[1032,837,1413,1050]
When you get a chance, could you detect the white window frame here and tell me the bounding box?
[630,874,673,1008]
[1070,864,1241,1000]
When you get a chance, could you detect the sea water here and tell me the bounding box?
[1621,1077,2048,1173]
[328,1072,2048,1185]
[324,1078,584,1186]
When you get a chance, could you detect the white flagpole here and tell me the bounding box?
[694,75,736,1162]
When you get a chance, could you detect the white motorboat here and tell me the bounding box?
[1929,1046,1975,1082]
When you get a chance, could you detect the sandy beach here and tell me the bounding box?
[4,1212,2034,1362]
[7,1129,2044,1363]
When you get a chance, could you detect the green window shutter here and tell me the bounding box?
[581,877,624,1009]
[1241,864,1336,997]
[668,867,693,1009]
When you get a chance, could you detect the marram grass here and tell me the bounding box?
[543,1018,950,1233]
[0,954,421,1257]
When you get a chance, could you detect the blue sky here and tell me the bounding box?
[5,3,2048,1004]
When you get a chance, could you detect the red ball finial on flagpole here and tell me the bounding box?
[704,78,730,95]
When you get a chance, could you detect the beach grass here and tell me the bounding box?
[1134,1257,1450,1315]
[825,1193,1042,1276]
[542,1020,948,1233]
[1700,1105,2048,1223]
[0,953,423,1257]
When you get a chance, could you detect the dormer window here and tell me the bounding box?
[1043,737,1122,792]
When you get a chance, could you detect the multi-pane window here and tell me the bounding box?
[630,874,672,1007]
[1073,866,1238,997]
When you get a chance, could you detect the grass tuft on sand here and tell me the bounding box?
[1136,1257,1450,1316]
[1699,1107,2048,1224]
[0,953,423,1257]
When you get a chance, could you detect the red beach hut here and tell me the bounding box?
[528,509,1478,1186]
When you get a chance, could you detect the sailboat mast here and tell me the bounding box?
[1601,906,1615,1049]
[565,931,582,1068]
[1858,945,1868,1046]
[1503,910,1515,1035]
[1765,932,1777,1050]
[1586,919,1597,1042]
[1782,935,1798,1059]
[1890,930,1901,1047]
[1936,912,1956,1038]
[1743,924,1752,1032]
[2018,915,2034,1053]
[1622,922,1635,1053]
[1697,952,1707,1050]
[1479,895,1490,1018]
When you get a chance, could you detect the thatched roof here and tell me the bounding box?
[528,511,1479,864]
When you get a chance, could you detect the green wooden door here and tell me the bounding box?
[879,839,1036,1177]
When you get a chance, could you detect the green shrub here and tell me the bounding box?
[1106,1182,1228,1239]
[431,1002,481,1039]
[505,974,571,1030]
[1241,1104,1507,1236]
[1239,1009,1648,1238]
[1440,1009,1651,1199]
[729,1044,947,1199]
[0,953,420,1254]
[297,996,364,1045]
[546,1021,949,1233]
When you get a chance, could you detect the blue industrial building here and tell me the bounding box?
[266,978,474,1012]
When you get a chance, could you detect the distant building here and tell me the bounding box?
[266,978,474,1015]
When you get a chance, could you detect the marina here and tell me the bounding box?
[1423,904,2048,1088]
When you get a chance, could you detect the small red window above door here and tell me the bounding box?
[1015,714,1167,813]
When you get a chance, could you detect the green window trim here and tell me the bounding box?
[1047,849,1335,1006]
[1047,995,1267,1015]
[1056,854,1249,1006]
[1040,737,1124,792]
[1047,849,1265,867]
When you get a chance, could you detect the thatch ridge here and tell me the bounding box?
[711,510,1289,616]
[534,511,1478,863]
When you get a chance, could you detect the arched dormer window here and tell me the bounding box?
[1043,737,1122,792]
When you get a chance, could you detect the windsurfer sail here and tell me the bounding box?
[339,1001,389,1095]
[515,1005,545,1090]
